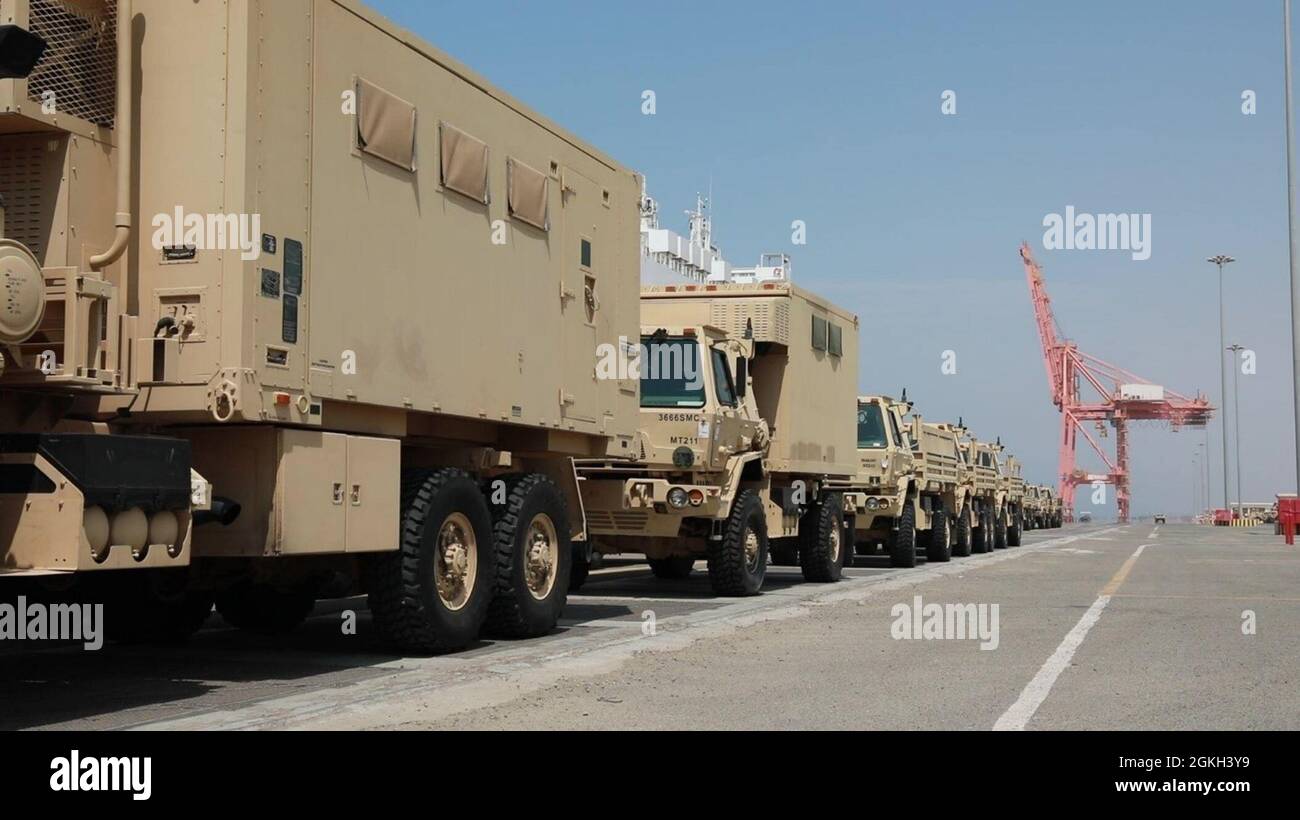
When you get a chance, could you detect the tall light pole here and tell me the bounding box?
[1193,454,1201,517]
[1202,438,1210,516]
[1286,0,1300,496]
[1208,254,1235,511]
[1228,343,1245,517]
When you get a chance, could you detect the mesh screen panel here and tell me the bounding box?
[27,0,117,128]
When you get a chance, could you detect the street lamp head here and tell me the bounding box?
[1207,254,1236,266]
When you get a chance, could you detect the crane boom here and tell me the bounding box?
[1019,243,1214,522]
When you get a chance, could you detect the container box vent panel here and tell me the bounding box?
[26,0,118,128]
[709,300,789,345]
[0,133,64,263]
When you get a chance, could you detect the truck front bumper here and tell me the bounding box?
[846,490,904,532]
[579,477,725,538]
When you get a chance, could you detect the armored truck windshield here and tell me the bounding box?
[641,337,706,408]
[858,404,889,448]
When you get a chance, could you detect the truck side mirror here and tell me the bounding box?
[735,356,747,399]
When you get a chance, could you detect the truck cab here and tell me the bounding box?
[577,282,859,596]
[999,452,1027,546]
[958,435,1003,552]
[842,395,961,567]
[633,327,766,478]
[576,322,772,585]
[852,395,916,516]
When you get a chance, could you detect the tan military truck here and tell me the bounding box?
[1045,486,1063,528]
[837,395,970,567]
[0,0,642,651]
[998,451,1026,546]
[575,282,859,595]
[1026,484,1061,530]
[1024,485,1045,530]
[958,435,1002,552]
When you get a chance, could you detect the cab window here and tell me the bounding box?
[857,404,888,448]
[710,347,738,407]
[887,409,904,447]
[640,337,706,408]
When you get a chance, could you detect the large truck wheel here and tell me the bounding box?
[485,473,572,638]
[1008,512,1023,547]
[707,489,768,595]
[994,512,1008,549]
[648,556,696,579]
[926,508,952,562]
[216,584,316,634]
[952,509,972,557]
[799,495,845,582]
[367,468,494,653]
[973,509,993,554]
[889,500,918,568]
[105,571,214,644]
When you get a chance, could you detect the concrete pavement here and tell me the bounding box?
[2,523,1295,730]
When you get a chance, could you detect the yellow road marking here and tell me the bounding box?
[1100,543,1151,596]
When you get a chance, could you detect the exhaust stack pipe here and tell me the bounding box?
[88,0,132,271]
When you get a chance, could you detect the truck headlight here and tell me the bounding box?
[668,488,690,509]
[867,497,880,510]
[688,489,705,507]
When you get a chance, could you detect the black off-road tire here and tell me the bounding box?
[973,508,993,554]
[366,468,495,653]
[216,584,316,634]
[799,495,845,583]
[952,508,972,557]
[1008,511,1023,547]
[648,555,696,579]
[994,510,1008,549]
[707,489,768,596]
[889,500,918,568]
[484,473,572,639]
[926,508,952,562]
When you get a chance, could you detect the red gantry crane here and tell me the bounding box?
[1020,243,1214,523]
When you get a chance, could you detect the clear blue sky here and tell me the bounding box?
[370,0,1296,518]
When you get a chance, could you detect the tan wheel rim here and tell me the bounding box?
[435,512,477,611]
[744,530,761,572]
[524,513,559,601]
[829,523,841,562]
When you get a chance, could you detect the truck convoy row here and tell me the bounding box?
[0,0,1059,653]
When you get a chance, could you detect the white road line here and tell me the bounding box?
[993,542,1150,731]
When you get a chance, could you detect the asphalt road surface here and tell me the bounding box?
[3,523,1296,730]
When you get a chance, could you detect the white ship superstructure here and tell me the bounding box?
[640,182,791,286]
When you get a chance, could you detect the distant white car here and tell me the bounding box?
[1079,511,1093,523]
[1154,514,1167,524]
